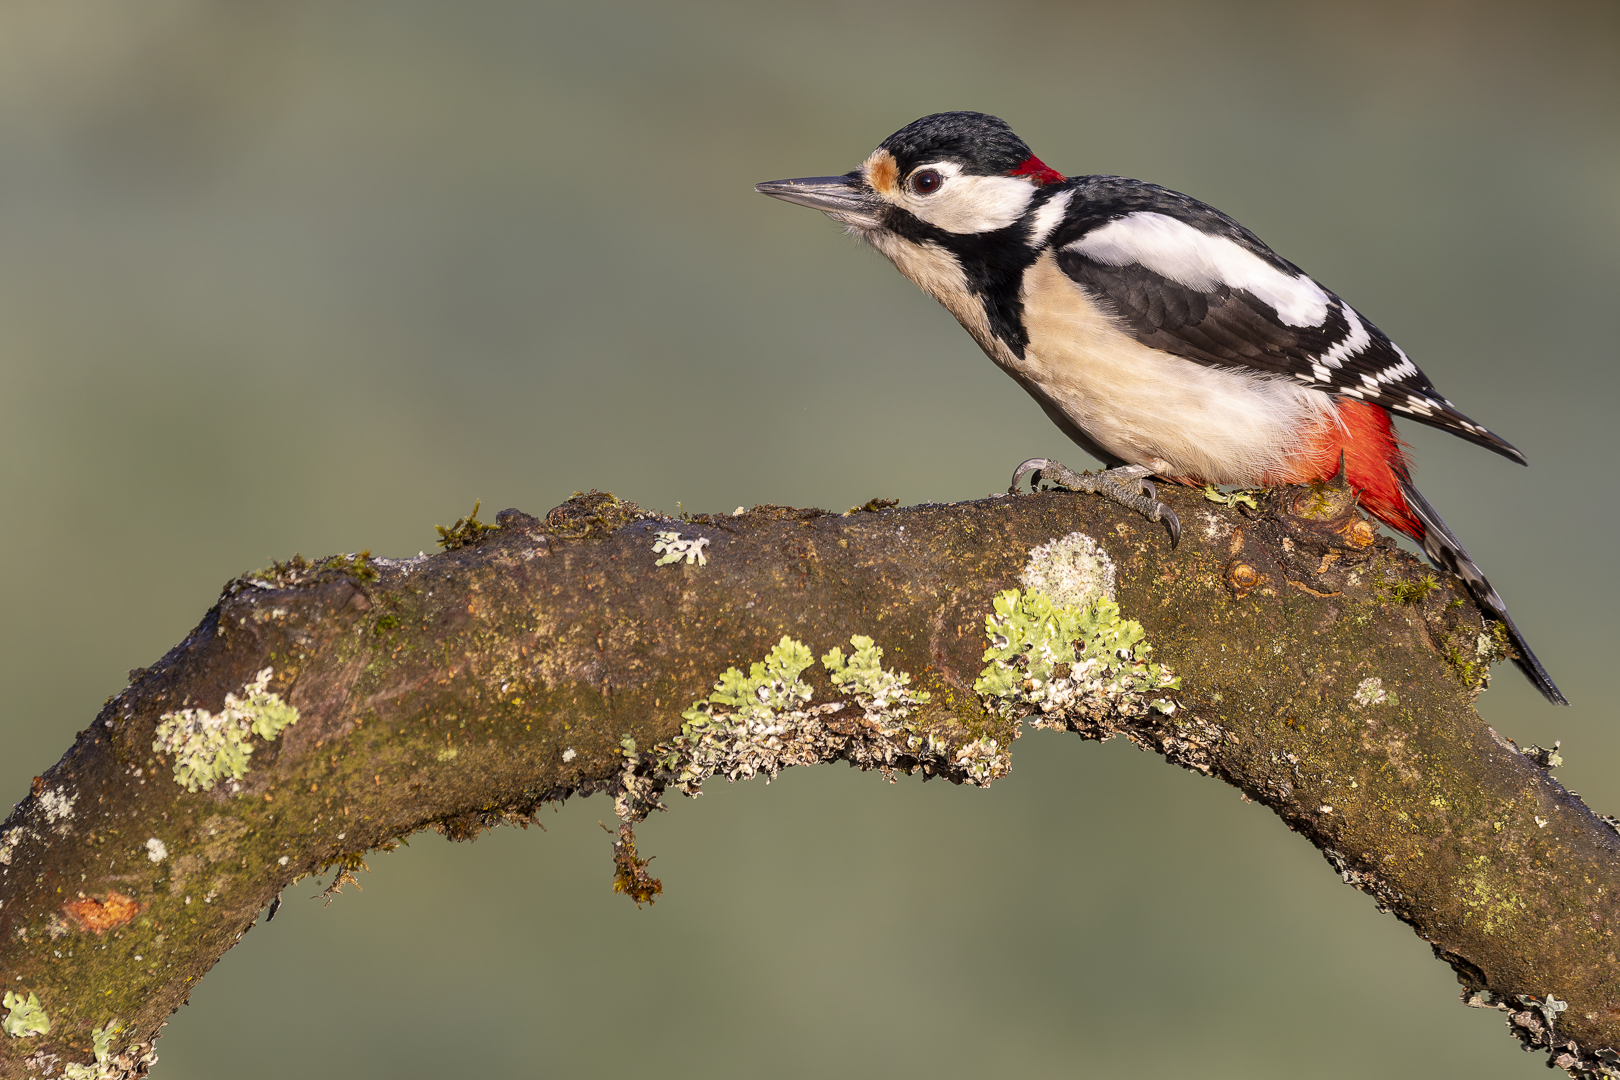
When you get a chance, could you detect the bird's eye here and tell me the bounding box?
[909,169,942,195]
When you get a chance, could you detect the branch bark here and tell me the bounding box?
[1,485,1615,1078]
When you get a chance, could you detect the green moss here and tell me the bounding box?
[246,550,378,587]
[436,500,500,550]
[2,990,49,1037]
[1380,573,1441,605]
[543,490,646,539]
[843,497,899,515]
[152,667,300,792]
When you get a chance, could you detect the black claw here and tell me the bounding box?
[1010,458,1051,494]
[1161,507,1181,547]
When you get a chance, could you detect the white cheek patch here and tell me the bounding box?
[901,162,1037,235]
[1069,211,1330,327]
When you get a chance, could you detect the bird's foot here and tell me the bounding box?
[1010,459,1181,546]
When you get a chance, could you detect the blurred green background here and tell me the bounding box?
[0,2,1613,1076]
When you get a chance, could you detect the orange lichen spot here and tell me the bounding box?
[863,149,899,196]
[63,890,144,934]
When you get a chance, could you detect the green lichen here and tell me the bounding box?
[60,1020,124,1079]
[822,635,930,718]
[92,1020,121,1062]
[152,667,300,792]
[2,990,49,1038]
[973,588,1178,719]
[619,632,978,822]
[1202,484,1260,510]
[679,636,815,732]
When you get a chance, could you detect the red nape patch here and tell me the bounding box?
[1270,400,1423,540]
[1007,154,1065,186]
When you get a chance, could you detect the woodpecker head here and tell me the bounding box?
[756,112,1067,239]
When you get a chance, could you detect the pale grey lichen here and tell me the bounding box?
[651,531,709,567]
[152,667,299,792]
[972,588,1178,728]
[614,633,979,822]
[0,826,31,867]
[145,838,167,863]
[39,787,77,833]
[2,990,49,1038]
[1352,677,1397,707]
[1019,531,1115,611]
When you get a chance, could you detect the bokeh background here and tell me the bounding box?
[0,2,1614,1077]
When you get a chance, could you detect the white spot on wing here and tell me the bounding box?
[1317,304,1371,368]
[1068,211,1330,327]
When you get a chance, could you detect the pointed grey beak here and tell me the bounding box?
[755,175,880,227]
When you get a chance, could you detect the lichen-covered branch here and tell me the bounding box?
[1,485,1615,1078]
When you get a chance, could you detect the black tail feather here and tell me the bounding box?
[1396,477,1567,705]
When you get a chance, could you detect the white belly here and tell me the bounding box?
[862,234,1334,486]
[1005,251,1333,485]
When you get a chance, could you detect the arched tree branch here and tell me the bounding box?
[1,484,1613,1078]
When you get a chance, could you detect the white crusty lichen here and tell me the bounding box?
[613,633,987,821]
[1352,677,1397,707]
[39,787,77,832]
[145,838,167,863]
[973,588,1179,727]
[0,826,30,867]
[1020,531,1116,610]
[651,531,709,567]
[2,990,49,1038]
[152,667,299,792]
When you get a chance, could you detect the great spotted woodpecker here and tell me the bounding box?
[757,111,1565,705]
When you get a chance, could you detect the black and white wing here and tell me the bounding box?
[1051,177,1525,465]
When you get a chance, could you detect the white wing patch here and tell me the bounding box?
[1068,211,1330,328]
